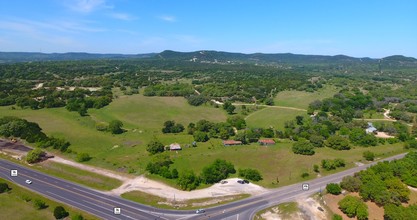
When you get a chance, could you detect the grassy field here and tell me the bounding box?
[0,92,409,191]
[274,86,338,109]
[121,191,250,210]
[246,107,307,130]
[0,154,122,191]
[0,178,98,220]
[253,202,300,219]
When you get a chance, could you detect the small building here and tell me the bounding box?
[258,139,275,146]
[223,140,242,146]
[366,122,378,134]
[169,143,182,151]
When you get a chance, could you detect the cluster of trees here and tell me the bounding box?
[321,158,346,171]
[162,120,185,133]
[146,154,178,179]
[187,119,237,142]
[332,152,417,219]
[66,95,112,116]
[143,83,194,97]
[0,116,71,155]
[95,120,124,134]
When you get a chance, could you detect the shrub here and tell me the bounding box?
[363,151,375,161]
[326,183,342,195]
[332,214,343,220]
[33,199,48,210]
[340,176,362,192]
[146,139,165,155]
[313,164,320,173]
[76,153,92,162]
[53,206,69,219]
[238,168,263,181]
[301,172,310,178]
[71,214,84,220]
[325,135,351,150]
[193,131,209,142]
[26,148,44,164]
[338,195,368,219]
[0,182,9,193]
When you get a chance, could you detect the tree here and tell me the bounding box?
[340,176,362,192]
[238,168,263,181]
[223,101,235,114]
[0,182,9,193]
[177,170,200,191]
[338,195,368,219]
[146,139,165,155]
[332,214,343,220]
[193,131,209,142]
[162,120,184,133]
[54,206,69,219]
[108,120,123,134]
[227,115,246,130]
[201,159,236,184]
[292,139,315,155]
[26,148,44,163]
[33,199,48,210]
[326,183,342,195]
[363,151,375,161]
[325,135,350,150]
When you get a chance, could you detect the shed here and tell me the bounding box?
[169,143,182,151]
[366,122,378,134]
[258,139,275,146]
[223,140,242,146]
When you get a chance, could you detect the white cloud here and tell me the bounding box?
[158,15,176,22]
[109,12,137,21]
[66,0,112,13]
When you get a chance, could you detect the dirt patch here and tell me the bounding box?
[0,140,32,152]
[375,132,395,138]
[324,192,384,220]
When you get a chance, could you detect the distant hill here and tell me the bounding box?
[0,52,155,63]
[0,50,415,66]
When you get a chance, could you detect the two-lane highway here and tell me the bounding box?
[0,152,408,220]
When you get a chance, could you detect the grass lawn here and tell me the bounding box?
[121,191,250,210]
[246,107,308,130]
[0,178,98,220]
[253,202,299,219]
[274,86,338,109]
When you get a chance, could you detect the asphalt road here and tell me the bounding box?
[0,152,407,220]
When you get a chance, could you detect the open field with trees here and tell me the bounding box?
[1,51,417,194]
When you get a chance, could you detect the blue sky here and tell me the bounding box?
[0,0,416,58]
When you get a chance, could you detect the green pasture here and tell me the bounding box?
[246,107,307,130]
[274,86,338,109]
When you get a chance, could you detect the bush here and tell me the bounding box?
[332,214,343,220]
[108,120,123,134]
[26,148,44,164]
[177,170,200,191]
[238,168,263,181]
[33,199,48,210]
[321,158,346,171]
[363,151,375,161]
[313,164,320,173]
[301,172,310,178]
[162,120,185,133]
[76,153,92,162]
[71,214,84,220]
[0,182,10,193]
[326,183,342,195]
[95,122,108,131]
[146,139,165,155]
[292,139,315,155]
[53,206,69,219]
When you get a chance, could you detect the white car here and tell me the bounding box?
[196,209,205,214]
[25,179,32,184]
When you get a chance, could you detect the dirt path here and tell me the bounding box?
[50,156,267,201]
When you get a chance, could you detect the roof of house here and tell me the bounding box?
[223,140,242,145]
[258,139,275,144]
[169,143,181,149]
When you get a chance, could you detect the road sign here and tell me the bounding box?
[302,183,309,191]
[114,207,121,215]
[10,169,17,177]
